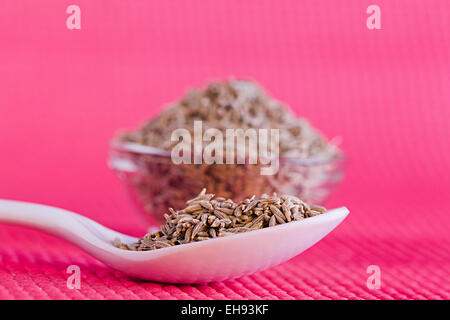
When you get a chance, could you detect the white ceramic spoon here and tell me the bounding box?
[0,199,348,284]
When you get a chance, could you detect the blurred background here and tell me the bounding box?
[0,0,449,299]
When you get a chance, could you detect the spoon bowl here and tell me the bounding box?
[0,199,348,283]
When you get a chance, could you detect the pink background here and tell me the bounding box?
[0,0,449,299]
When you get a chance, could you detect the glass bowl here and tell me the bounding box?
[109,139,345,226]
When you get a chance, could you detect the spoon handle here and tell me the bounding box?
[0,199,83,236]
[0,199,130,250]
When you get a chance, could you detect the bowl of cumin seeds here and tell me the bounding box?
[109,80,344,225]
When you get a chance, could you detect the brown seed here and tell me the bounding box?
[281,203,292,222]
[209,228,217,238]
[269,204,286,222]
[200,213,209,223]
[233,206,243,217]
[243,199,258,213]
[113,238,122,248]
[230,216,238,227]
[251,221,264,230]
[293,213,303,221]
[218,231,233,237]
[191,221,205,240]
[195,236,211,241]
[154,240,172,248]
[183,204,202,214]
[177,216,194,223]
[215,207,234,215]
[220,218,232,225]
[197,231,209,237]
[311,205,327,213]
[207,215,217,225]
[301,201,311,212]
[185,189,208,205]
[184,227,192,243]
[226,227,252,233]
[152,231,162,239]
[253,208,264,216]
[269,215,277,227]
[274,214,286,224]
[213,209,229,220]
[249,215,264,228]
[239,214,250,221]
[141,238,154,247]
[211,218,222,228]
[199,201,214,211]
[309,210,322,217]
[186,193,215,205]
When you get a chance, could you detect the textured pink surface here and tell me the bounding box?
[0,0,449,299]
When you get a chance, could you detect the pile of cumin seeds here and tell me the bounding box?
[114,188,327,251]
[121,79,340,159]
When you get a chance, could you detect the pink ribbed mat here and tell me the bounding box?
[0,188,449,300]
[0,0,449,299]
